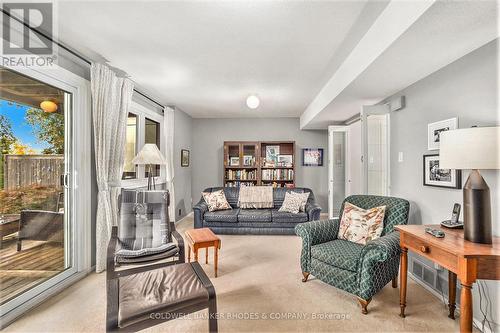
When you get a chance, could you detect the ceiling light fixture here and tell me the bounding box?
[246,95,260,109]
[40,100,58,113]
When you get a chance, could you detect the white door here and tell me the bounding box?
[361,104,391,196]
[328,126,349,219]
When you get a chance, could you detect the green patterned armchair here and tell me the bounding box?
[295,195,410,314]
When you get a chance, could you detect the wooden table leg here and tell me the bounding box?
[188,245,191,263]
[206,247,209,264]
[460,282,473,333]
[214,242,219,278]
[400,247,408,318]
[448,271,457,320]
[194,246,198,262]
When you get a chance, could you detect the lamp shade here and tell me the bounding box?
[440,127,500,170]
[131,144,166,165]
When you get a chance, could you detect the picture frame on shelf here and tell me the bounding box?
[423,154,461,189]
[243,155,254,166]
[302,148,324,166]
[277,155,293,167]
[229,157,240,166]
[427,117,458,150]
[181,149,190,167]
[265,145,280,164]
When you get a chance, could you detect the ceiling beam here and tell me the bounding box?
[300,0,435,129]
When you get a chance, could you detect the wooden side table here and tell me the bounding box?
[185,228,221,277]
[396,225,500,333]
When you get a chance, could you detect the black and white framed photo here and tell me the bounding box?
[302,148,324,166]
[427,117,458,150]
[181,149,190,167]
[423,154,461,189]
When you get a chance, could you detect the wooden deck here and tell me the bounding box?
[0,236,64,305]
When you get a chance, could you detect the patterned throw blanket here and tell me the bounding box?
[238,186,274,209]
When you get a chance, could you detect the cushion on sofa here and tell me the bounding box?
[238,209,272,222]
[202,190,231,212]
[271,210,308,223]
[311,239,363,272]
[204,209,239,223]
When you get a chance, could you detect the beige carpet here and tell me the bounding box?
[5,215,462,332]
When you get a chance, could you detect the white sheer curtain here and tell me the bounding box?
[164,106,175,222]
[91,63,134,272]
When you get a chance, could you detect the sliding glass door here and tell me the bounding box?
[0,66,90,325]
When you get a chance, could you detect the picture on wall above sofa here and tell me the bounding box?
[423,154,461,189]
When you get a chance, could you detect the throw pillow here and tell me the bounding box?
[338,202,386,245]
[289,191,310,212]
[202,190,232,212]
[279,192,303,214]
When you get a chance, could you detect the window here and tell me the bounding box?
[145,117,160,177]
[122,113,137,180]
[121,102,164,186]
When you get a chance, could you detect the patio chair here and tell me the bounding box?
[17,210,64,251]
[115,189,184,267]
[106,226,218,332]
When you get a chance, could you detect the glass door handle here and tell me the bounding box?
[63,173,70,189]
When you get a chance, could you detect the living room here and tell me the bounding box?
[0,1,499,333]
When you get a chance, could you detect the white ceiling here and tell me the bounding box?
[56,0,369,118]
[301,0,499,128]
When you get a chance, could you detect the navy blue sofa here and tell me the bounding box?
[193,187,321,235]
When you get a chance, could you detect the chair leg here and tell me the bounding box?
[302,272,310,282]
[357,297,372,315]
[208,296,218,333]
[392,275,398,288]
[17,240,22,252]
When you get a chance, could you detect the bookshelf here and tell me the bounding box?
[223,141,295,188]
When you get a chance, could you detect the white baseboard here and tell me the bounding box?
[175,212,193,224]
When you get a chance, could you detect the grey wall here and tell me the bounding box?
[173,108,193,220]
[387,39,499,330]
[191,118,328,209]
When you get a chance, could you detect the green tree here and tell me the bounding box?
[0,115,16,189]
[25,108,64,154]
[0,115,15,155]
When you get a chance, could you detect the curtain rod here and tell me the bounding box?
[0,8,165,110]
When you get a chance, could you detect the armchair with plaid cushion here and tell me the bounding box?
[295,195,410,314]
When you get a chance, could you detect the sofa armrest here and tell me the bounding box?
[295,219,340,273]
[305,202,321,221]
[360,231,401,262]
[193,198,208,229]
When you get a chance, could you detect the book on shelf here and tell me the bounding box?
[261,169,294,181]
[225,181,256,187]
[262,182,294,188]
[225,169,257,180]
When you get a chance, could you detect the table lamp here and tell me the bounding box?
[131,144,166,190]
[440,126,499,244]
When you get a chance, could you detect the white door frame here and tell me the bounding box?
[360,104,391,196]
[328,126,350,219]
[0,64,92,326]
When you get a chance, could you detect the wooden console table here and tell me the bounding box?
[395,225,500,333]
